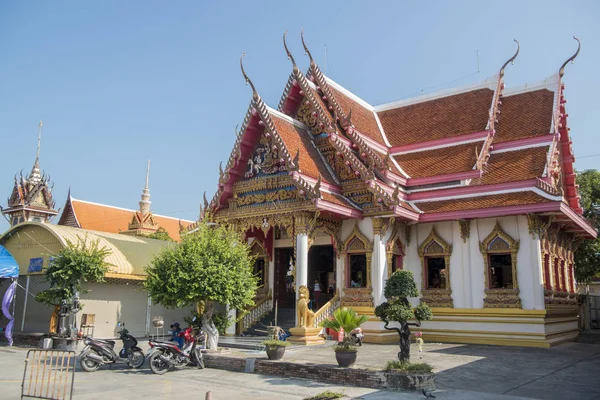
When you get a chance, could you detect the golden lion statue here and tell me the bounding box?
[296,285,315,327]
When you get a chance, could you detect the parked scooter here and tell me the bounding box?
[350,327,364,346]
[79,323,145,372]
[147,323,206,375]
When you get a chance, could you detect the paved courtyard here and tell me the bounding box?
[1,340,599,399]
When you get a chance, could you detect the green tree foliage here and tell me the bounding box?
[35,236,111,306]
[146,227,174,242]
[144,223,257,349]
[320,307,368,348]
[574,169,600,283]
[375,270,432,362]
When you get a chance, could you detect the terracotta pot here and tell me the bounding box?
[335,351,357,367]
[266,346,286,360]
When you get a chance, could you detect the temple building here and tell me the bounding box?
[199,34,596,347]
[1,133,194,338]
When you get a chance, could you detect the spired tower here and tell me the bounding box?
[121,160,160,237]
[1,121,58,226]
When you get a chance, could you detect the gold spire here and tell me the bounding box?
[139,159,151,215]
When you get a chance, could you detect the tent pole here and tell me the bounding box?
[21,275,30,332]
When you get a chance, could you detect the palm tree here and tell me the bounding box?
[320,307,368,345]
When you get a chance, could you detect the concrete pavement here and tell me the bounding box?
[2,340,600,399]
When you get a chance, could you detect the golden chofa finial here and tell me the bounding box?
[240,53,258,99]
[301,29,315,64]
[499,39,520,79]
[559,36,581,78]
[283,30,297,67]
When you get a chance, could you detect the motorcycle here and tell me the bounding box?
[350,327,364,346]
[147,324,206,375]
[79,323,145,372]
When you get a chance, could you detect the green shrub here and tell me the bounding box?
[262,339,291,349]
[303,391,345,400]
[385,360,433,373]
[333,343,358,353]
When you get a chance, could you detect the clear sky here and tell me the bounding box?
[1,1,599,233]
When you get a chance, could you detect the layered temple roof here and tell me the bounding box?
[58,196,194,241]
[205,35,595,238]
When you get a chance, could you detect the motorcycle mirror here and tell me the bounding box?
[117,322,121,327]
[192,316,197,322]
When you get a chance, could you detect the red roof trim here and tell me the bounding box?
[490,134,554,152]
[419,202,560,222]
[407,170,481,187]
[408,179,538,201]
[314,199,363,218]
[559,202,597,238]
[390,130,489,155]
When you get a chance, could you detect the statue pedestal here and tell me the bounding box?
[288,326,325,346]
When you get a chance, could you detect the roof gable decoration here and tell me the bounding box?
[300,31,395,178]
[475,40,520,172]
[546,37,582,211]
[209,54,323,215]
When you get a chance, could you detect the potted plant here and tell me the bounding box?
[320,308,368,367]
[262,339,290,360]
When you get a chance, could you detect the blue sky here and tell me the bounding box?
[1,1,599,233]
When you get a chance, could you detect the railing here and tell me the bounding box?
[313,290,340,328]
[236,289,273,334]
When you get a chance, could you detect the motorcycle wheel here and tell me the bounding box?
[149,351,170,375]
[80,351,101,372]
[127,350,145,369]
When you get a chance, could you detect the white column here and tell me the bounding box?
[295,233,309,292]
[295,232,308,326]
[21,275,30,332]
[372,233,387,306]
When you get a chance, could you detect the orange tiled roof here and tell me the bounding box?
[494,89,554,143]
[321,192,359,210]
[327,84,386,145]
[271,113,336,184]
[68,199,193,241]
[378,88,494,147]
[394,142,478,179]
[473,146,549,186]
[415,191,552,213]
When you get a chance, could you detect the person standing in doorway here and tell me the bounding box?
[313,278,321,310]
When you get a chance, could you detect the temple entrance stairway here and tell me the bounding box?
[242,307,296,337]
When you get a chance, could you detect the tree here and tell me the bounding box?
[574,169,600,283]
[35,236,111,335]
[146,227,174,242]
[144,223,257,349]
[375,270,432,362]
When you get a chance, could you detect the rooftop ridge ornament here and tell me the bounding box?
[499,39,520,79]
[301,29,315,66]
[283,31,298,70]
[559,37,581,78]
[240,53,258,99]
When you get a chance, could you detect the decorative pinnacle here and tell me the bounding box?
[240,53,258,99]
[499,39,520,78]
[36,120,42,162]
[559,36,581,78]
[283,31,297,67]
[301,29,315,64]
[145,159,150,190]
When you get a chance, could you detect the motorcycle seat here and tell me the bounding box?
[92,338,116,346]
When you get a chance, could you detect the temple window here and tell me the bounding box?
[479,221,521,308]
[568,264,575,293]
[349,254,367,288]
[340,223,373,307]
[254,258,266,288]
[425,256,446,289]
[553,257,560,291]
[418,226,453,307]
[543,254,551,290]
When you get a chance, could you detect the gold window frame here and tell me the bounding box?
[479,221,521,308]
[340,222,373,307]
[417,226,453,308]
[249,240,269,297]
[386,225,405,278]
